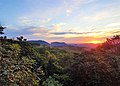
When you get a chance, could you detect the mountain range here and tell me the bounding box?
[28,40,100,48]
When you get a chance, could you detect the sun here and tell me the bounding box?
[89,40,102,44]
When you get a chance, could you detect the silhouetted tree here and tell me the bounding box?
[4,36,7,39]
[0,25,5,34]
[17,36,27,42]
[105,35,120,45]
[24,39,27,41]
[0,36,3,39]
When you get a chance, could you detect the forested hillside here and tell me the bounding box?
[0,25,120,86]
[0,35,120,86]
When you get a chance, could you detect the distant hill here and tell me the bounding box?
[28,40,99,48]
[51,42,68,47]
[28,40,50,46]
[28,40,68,47]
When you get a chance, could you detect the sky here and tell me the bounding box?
[0,0,120,43]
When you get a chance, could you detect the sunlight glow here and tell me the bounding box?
[89,40,102,44]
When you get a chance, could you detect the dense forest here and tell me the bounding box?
[0,26,120,86]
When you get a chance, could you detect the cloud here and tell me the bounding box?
[52,23,66,28]
[109,29,120,34]
[27,26,49,37]
[66,9,72,16]
[106,22,120,27]
[50,30,102,38]
[41,18,52,23]
[50,23,67,32]
[18,17,32,26]
[51,31,100,35]
[18,16,53,27]
[64,0,97,16]
[50,27,120,38]
[29,27,48,33]
[48,36,106,44]
[82,11,110,21]
[5,25,19,30]
[112,30,120,34]
[6,22,67,39]
[7,24,120,43]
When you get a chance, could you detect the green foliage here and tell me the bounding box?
[42,76,63,86]
[1,35,120,86]
[0,39,67,86]
[66,35,120,86]
[0,40,40,86]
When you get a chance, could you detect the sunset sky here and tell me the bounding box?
[0,0,120,43]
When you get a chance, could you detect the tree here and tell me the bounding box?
[97,35,120,55]
[17,36,27,42]
[42,76,63,86]
[0,41,41,86]
[0,25,5,34]
[105,35,120,45]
